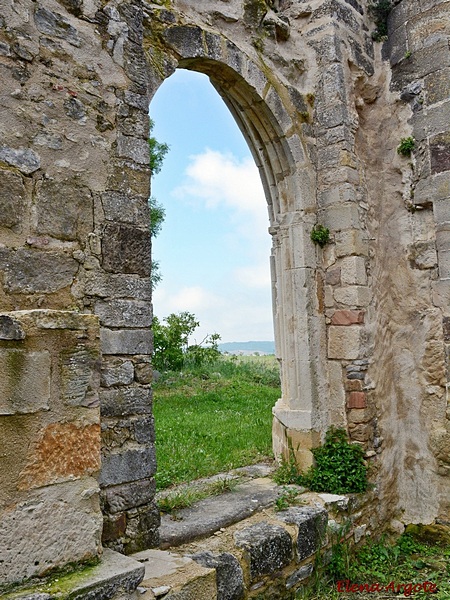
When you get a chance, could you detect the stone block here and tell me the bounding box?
[84,272,152,300]
[388,0,420,33]
[34,179,93,241]
[406,3,450,53]
[347,408,372,423]
[425,67,450,106]
[413,100,450,142]
[348,422,371,442]
[34,6,80,46]
[430,131,450,174]
[0,349,50,415]
[331,310,365,325]
[328,326,363,360]
[326,268,341,286]
[101,358,135,387]
[100,328,152,355]
[345,379,363,391]
[0,248,78,293]
[102,223,151,277]
[0,315,25,340]
[340,256,367,285]
[17,422,101,490]
[277,506,328,561]
[286,564,314,589]
[107,160,150,198]
[234,522,293,579]
[347,391,367,408]
[100,386,152,417]
[0,145,40,174]
[335,229,369,257]
[124,503,160,553]
[438,249,450,278]
[102,478,156,514]
[116,134,149,165]
[102,191,149,225]
[99,447,157,486]
[95,299,152,328]
[415,171,450,204]
[318,183,356,208]
[0,479,102,584]
[319,203,360,232]
[408,240,438,269]
[134,359,153,384]
[0,169,25,228]
[391,42,450,91]
[191,551,245,600]
[61,348,100,407]
[334,285,372,307]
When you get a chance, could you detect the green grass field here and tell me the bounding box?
[153,355,280,490]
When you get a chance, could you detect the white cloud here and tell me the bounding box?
[154,149,275,343]
[174,149,269,235]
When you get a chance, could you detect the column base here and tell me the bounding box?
[272,401,320,472]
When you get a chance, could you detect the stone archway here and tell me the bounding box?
[146,23,326,470]
[1,0,449,571]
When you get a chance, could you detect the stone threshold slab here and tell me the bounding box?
[159,477,281,549]
[1,550,144,600]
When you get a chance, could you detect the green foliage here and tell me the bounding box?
[397,136,416,156]
[296,531,450,599]
[369,0,392,41]
[310,224,330,248]
[154,355,279,489]
[275,486,302,511]
[298,427,368,494]
[152,312,220,372]
[148,196,165,238]
[148,119,169,289]
[273,454,299,485]
[149,117,169,175]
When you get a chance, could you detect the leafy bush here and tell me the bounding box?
[152,311,220,372]
[299,427,368,493]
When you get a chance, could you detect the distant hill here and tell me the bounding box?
[218,341,275,355]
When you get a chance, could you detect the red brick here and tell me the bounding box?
[347,391,367,409]
[331,310,365,325]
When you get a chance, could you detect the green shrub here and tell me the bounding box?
[369,0,391,41]
[397,136,415,156]
[298,427,368,494]
[310,224,330,248]
[152,311,220,371]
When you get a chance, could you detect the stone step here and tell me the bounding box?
[132,549,217,600]
[158,477,281,549]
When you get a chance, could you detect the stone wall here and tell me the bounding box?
[0,310,102,585]
[0,0,449,581]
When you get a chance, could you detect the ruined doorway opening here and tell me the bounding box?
[150,68,279,490]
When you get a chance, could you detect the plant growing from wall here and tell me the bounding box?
[298,427,368,494]
[369,0,392,42]
[310,224,330,248]
[397,136,415,156]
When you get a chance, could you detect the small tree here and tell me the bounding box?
[148,118,169,290]
[153,312,221,372]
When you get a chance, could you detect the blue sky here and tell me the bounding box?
[149,69,274,343]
